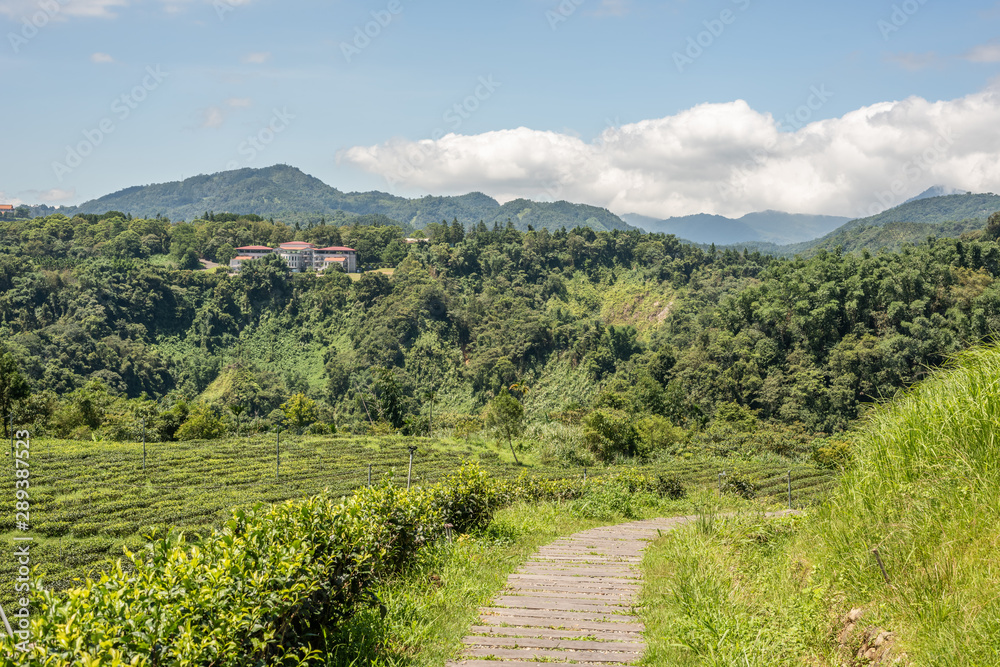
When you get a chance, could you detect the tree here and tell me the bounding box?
[985,211,1000,240]
[282,393,318,432]
[485,387,524,464]
[178,249,201,270]
[0,351,29,422]
[216,243,236,267]
[423,390,437,436]
[372,367,406,429]
[175,403,225,440]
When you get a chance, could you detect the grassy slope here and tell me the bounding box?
[641,345,1000,666]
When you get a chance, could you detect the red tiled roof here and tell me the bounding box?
[235,245,273,251]
[324,257,347,262]
[317,246,356,252]
[232,256,253,261]
[0,205,13,211]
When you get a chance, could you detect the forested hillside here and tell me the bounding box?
[2,208,1000,449]
[54,165,633,233]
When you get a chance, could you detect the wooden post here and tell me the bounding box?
[142,418,147,473]
[872,548,892,587]
[787,470,792,509]
[407,446,416,490]
[368,463,372,487]
[276,428,280,479]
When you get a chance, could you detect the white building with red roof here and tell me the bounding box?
[230,242,356,273]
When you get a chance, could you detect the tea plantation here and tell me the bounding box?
[0,433,835,610]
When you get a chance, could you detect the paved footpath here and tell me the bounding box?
[447,516,696,667]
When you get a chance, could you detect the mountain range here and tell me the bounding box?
[48,165,632,234]
[621,211,851,246]
[33,168,1000,254]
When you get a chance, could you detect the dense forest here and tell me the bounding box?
[3,207,1000,462]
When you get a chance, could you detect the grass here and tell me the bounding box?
[641,345,1000,666]
[640,509,834,666]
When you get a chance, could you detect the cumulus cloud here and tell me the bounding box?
[90,52,114,63]
[339,92,1000,219]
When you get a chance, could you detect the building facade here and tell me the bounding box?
[231,243,357,273]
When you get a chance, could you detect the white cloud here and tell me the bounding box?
[226,97,252,108]
[339,91,1000,219]
[0,0,128,19]
[11,188,77,204]
[201,106,226,128]
[90,52,114,63]
[242,51,271,64]
[885,51,942,71]
[965,41,1000,63]
[589,0,630,17]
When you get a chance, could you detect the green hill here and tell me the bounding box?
[721,193,1000,256]
[62,164,633,233]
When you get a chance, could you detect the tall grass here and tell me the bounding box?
[816,346,1000,663]
[642,346,1000,665]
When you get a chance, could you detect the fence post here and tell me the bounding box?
[8,413,12,463]
[407,446,416,490]
[276,428,281,479]
[368,463,372,487]
[583,467,587,483]
[142,417,147,473]
[787,470,792,509]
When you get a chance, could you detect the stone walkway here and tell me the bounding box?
[447,516,695,666]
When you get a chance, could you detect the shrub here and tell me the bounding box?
[583,408,641,462]
[655,473,687,500]
[175,403,226,440]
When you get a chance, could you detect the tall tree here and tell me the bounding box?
[485,387,524,465]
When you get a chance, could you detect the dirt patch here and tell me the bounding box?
[836,608,911,666]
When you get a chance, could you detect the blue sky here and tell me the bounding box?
[3,0,1000,218]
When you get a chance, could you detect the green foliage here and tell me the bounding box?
[655,473,687,499]
[485,388,524,463]
[282,392,318,432]
[175,402,225,440]
[583,408,640,462]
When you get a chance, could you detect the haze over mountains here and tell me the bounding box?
[621,211,852,246]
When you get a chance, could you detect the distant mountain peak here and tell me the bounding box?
[904,185,969,204]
